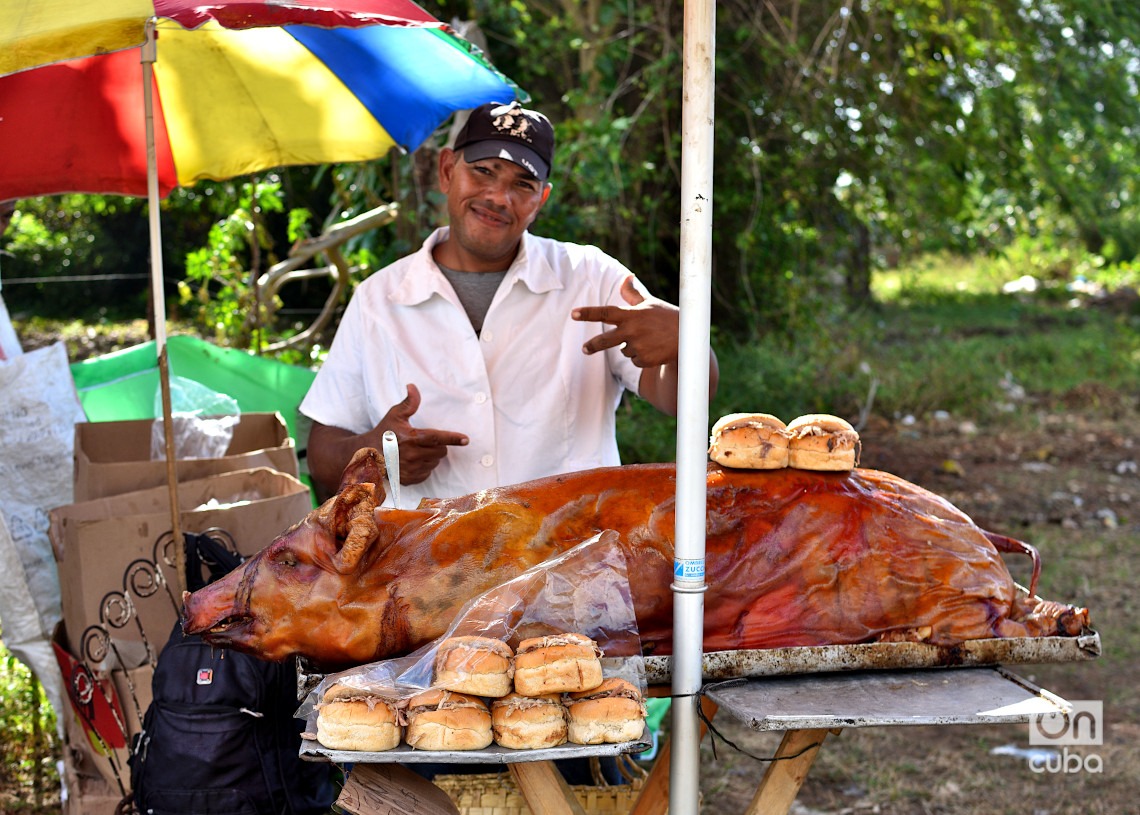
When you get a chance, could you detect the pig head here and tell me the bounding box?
[179,449,407,665]
[182,448,1087,667]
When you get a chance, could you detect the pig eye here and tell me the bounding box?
[276,550,298,568]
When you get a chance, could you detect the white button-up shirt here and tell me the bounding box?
[300,228,644,505]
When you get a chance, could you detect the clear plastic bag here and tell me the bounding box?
[298,530,646,719]
[150,375,240,460]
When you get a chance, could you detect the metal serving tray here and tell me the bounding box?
[299,710,651,764]
[644,629,1100,685]
[702,666,1070,731]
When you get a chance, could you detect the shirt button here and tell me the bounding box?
[475,392,487,404]
[482,330,493,342]
[481,455,494,467]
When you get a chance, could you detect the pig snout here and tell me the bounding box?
[181,564,252,644]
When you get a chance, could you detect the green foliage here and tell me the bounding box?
[179,178,287,345]
[615,396,678,464]
[1087,258,1140,292]
[447,0,1140,341]
[0,639,58,798]
[1,196,151,319]
[171,174,385,355]
[6,0,1140,355]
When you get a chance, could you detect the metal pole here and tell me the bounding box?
[143,19,186,596]
[670,0,715,811]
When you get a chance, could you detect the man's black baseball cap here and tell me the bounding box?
[453,101,554,183]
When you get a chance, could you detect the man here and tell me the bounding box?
[302,101,709,785]
[302,100,719,503]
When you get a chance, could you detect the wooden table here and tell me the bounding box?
[696,666,1070,815]
[326,667,1069,815]
[627,666,1067,815]
[305,708,655,815]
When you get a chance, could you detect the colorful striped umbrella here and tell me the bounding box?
[0,1,521,199]
[0,0,524,606]
[0,0,522,345]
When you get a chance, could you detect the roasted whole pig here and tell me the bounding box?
[182,449,1088,667]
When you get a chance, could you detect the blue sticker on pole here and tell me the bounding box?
[673,558,705,581]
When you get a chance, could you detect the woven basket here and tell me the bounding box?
[433,757,647,815]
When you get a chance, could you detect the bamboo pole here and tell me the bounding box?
[143,19,186,594]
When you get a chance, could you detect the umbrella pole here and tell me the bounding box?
[142,18,186,598]
[671,0,716,812]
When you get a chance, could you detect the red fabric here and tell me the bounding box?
[52,640,128,749]
[0,49,177,199]
[152,0,442,30]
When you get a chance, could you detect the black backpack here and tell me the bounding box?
[129,532,335,815]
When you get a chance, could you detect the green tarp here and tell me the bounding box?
[69,335,316,443]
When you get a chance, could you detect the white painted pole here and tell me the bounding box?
[670,0,715,812]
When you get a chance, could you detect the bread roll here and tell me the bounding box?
[708,412,790,469]
[491,692,568,749]
[315,682,403,751]
[433,635,514,697]
[405,689,492,751]
[786,413,860,471]
[513,633,603,696]
[564,678,647,745]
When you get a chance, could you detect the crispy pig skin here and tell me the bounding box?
[181,453,1088,667]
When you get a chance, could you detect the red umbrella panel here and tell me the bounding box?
[0,0,442,75]
[0,16,521,200]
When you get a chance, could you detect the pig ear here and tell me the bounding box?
[331,482,379,573]
[338,447,388,504]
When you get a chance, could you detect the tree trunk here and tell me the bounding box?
[846,221,872,306]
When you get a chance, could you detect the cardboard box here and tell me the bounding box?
[73,412,298,501]
[61,714,136,815]
[50,468,312,666]
[61,759,128,815]
[55,622,153,803]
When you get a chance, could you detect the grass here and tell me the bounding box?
[1030,526,1137,708]
[618,251,1140,463]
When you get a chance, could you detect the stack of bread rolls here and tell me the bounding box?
[433,635,515,697]
[708,413,790,469]
[491,692,568,749]
[506,633,644,747]
[564,678,649,745]
[513,633,603,696]
[709,412,860,471]
[404,688,494,751]
[315,682,405,752]
[313,631,648,752]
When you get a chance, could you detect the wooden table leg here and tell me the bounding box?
[335,763,466,814]
[744,728,835,815]
[629,697,719,815]
[509,760,587,815]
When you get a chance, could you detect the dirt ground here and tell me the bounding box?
[696,398,1138,815]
